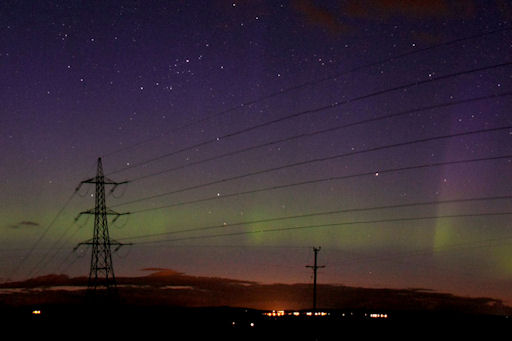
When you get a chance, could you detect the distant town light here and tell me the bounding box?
[264,310,285,317]
[32,310,41,315]
[370,313,388,319]
[263,310,329,318]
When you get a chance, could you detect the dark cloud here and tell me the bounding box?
[289,0,478,38]
[139,268,183,277]
[342,0,476,20]
[8,221,40,229]
[291,0,350,34]
[496,0,512,19]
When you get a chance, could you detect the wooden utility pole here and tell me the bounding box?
[306,246,325,311]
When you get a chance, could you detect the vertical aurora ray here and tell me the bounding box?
[431,108,512,281]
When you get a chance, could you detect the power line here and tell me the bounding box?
[112,127,512,209]
[26,29,510,281]
[101,26,511,160]
[29,214,98,278]
[7,158,101,280]
[116,195,512,243]
[120,154,512,214]
[57,249,87,276]
[116,196,512,286]
[26,220,79,278]
[27,200,125,278]
[131,212,512,245]
[105,60,512,176]
[7,189,78,280]
[130,91,512,183]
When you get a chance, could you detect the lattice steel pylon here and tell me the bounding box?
[74,157,130,302]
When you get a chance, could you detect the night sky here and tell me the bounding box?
[2,1,512,304]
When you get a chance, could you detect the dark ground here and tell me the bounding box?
[2,272,511,338]
[1,302,510,339]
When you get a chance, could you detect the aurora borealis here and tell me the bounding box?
[1,1,512,304]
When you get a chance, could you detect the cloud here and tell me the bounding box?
[139,268,183,277]
[343,0,476,20]
[496,0,512,20]
[140,267,173,272]
[289,0,478,38]
[291,0,350,34]
[288,0,491,41]
[8,221,40,229]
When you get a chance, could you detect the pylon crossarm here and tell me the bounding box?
[81,177,129,186]
[74,213,82,222]
[73,239,93,251]
[74,209,94,221]
[78,177,95,185]
[112,213,129,223]
[74,182,85,193]
[107,180,130,192]
[110,210,126,216]
[76,208,129,218]
[110,240,133,252]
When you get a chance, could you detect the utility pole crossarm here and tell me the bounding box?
[305,264,326,269]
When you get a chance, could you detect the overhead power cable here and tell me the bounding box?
[26,220,79,278]
[131,212,512,245]
[105,60,512,176]
[101,26,512,160]
[117,195,512,242]
[7,190,78,280]
[119,154,512,214]
[112,126,512,209]
[130,91,512,182]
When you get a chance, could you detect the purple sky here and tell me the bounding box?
[1,1,512,303]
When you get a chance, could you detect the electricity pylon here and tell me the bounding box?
[74,157,130,302]
[306,246,325,311]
